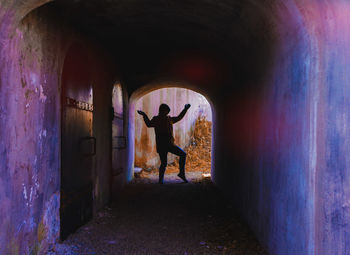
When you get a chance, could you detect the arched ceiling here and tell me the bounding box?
[54,0,279,99]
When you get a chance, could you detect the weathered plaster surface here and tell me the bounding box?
[302,2,350,254]
[0,6,65,254]
[213,1,350,255]
[0,3,120,254]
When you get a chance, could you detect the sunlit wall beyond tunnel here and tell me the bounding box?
[127,83,216,183]
[134,87,212,174]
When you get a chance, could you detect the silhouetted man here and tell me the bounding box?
[137,103,191,184]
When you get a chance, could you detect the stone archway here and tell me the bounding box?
[127,81,217,183]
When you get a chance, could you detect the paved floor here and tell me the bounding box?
[50,172,267,255]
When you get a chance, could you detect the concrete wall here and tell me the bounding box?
[212,2,350,255]
[304,3,350,254]
[0,3,120,254]
[134,87,211,168]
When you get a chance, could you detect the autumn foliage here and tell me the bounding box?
[168,116,212,173]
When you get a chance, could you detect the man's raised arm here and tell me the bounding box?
[171,104,191,123]
[137,110,154,127]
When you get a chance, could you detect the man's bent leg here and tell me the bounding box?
[158,151,168,184]
[169,145,188,182]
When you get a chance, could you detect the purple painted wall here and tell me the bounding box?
[134,87,211,168]
[0,6,64,253]
[305,3,350,254]
[0,3,121,254]
[213,2,350,255]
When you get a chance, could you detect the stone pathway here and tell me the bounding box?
[49,172,267,255]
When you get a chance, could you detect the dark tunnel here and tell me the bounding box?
[0,0,350,254]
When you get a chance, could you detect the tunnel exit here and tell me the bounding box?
[133,87,213,183]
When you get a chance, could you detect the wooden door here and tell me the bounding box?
[60,45,95,240]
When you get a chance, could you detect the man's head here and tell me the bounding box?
[159,104,170,116]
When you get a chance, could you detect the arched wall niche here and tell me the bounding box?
[18,0,53,20]
[0,0,54,40]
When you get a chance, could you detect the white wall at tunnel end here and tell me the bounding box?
[134,87,212,168]
[127,83,216,181]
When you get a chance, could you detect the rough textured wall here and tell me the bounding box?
[0,6,64,254]
[213,2,317,254]
[213,1,350,255]
[134,88,211,169]
[0,4,118,254]
[302,2,350,255]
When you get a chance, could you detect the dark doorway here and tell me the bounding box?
[60,44,95,240]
